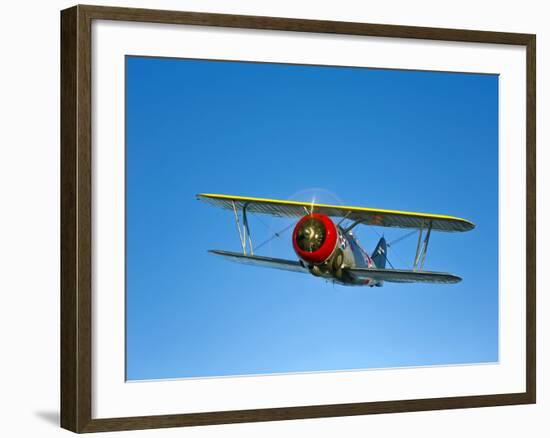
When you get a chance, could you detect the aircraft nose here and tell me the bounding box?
[295,218,326,252]
[292,213,338,265]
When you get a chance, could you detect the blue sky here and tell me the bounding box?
[125,56,499,380]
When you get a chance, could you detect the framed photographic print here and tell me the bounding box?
[60,4,536,433]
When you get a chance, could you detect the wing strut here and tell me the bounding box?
[413,221,432,271]
[232,201,254,255]
[342,217,362,234]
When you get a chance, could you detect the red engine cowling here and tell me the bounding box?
[292,213,338,264]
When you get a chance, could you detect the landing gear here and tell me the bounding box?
[332,248,344,279]
[307,249,344,280]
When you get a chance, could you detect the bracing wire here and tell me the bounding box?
[387,230,418,247]
[253,221,296,252]
[383,252,395,269]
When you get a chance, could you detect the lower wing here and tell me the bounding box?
[347,267,461,284]
[209,250,460,284]
[209,250,308,274]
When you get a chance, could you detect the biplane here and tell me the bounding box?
[196,193,475,286]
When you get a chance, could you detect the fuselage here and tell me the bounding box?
[292,213,386,286]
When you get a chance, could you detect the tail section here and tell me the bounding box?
[371,237,387,269]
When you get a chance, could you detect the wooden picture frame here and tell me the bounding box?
[61,4,536,433]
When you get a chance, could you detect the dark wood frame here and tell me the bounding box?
[61,4,536,433]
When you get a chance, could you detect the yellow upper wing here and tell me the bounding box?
[196,193,475,232]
